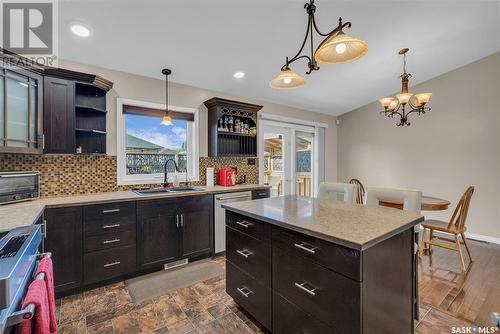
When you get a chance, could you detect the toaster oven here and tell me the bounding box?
[0,172,40,205]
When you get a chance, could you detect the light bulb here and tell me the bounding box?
[335,43,346,54]
[283,77,292,84]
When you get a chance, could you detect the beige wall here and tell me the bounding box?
[59,60,338,182]
[338,52,500,239]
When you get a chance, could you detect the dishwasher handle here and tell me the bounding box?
[216,195,251,201]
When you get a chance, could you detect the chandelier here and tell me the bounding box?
[269,0,368,89]
[378,48,432,126]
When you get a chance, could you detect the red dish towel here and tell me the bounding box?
[35,258,57,333]
[17,280,50,334]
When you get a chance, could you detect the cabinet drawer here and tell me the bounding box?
[272,226,361,281]
[84,229,136,253]
[83,201,136,222]
[226,261,271,331]
[225,211,270,242]
[251,189,270,200]
[273,245,361,333]
[273,292,334,334]
[84,245,136,284]
[226,226,271,287]
[84,216,136,236]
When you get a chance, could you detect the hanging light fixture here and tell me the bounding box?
[161,68,173,126]
[378,48,432,126]
[269,0,368,89]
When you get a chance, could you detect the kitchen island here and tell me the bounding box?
[222,195,424,334]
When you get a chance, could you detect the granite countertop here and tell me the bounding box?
[0,184,270,234]
[222,195,424,250]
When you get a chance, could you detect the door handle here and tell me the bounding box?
[103,238,120,244]
[294,281,317,296]
[235,221,253,228]
[103,261,121,268]
[103,224,120,229]
[176,214,179,228]
[236,249,253,258]
[294,242,318,254]
[237,286,254,298]
[102,209,120,214]
[181,214,184,227]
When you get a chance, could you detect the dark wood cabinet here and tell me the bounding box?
[137,198,180,269]
[44,206,83,293]
[43,77,75,153]
[42,69,112,154]
[204,97,262,157]
[137,194,213,269]
[179,195,213,258]
[225,209,416,334]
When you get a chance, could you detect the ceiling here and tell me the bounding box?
[58,1,500,116]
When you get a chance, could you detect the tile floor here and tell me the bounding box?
[55,241,500,333]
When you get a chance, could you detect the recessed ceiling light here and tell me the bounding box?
[70,24,90,37]
[233,71,245,79]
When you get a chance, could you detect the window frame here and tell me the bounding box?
[116,97,199,186]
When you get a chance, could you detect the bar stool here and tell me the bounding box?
[318,182,356,203]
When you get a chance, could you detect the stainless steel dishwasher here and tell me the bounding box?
[214,191,252,253]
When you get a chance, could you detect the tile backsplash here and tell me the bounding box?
[0,154,259,197]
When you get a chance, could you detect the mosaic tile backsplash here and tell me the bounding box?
[0,154,259,197]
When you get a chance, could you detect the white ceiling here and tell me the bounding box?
[58,1,500,116]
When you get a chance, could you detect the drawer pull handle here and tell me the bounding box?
[237,286,254,298]
[103,238,121,244]
[103,224,120,229]
[294,242,318,254]
[236,221,253,228]
[294,281,317,296]
[236,249,253,258]
[103,261,121,268]
[258,192,267,196]
[102,209,121,214]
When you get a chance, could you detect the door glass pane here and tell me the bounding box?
[6,77,29,147]
[295,132,313,197]
[29,84,37,148]
[264,133,284,197]
[0,77,4,146]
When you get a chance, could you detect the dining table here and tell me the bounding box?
[379,195,450,211]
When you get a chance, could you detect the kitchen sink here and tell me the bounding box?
[133,187,203,195]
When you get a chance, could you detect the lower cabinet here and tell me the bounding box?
[137,194,213,269]
[44,207,83,293]
[44,194,214,294]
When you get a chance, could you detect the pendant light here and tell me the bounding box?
[269,0,368,89]
[161,68,173,126]
[378,48,432,126]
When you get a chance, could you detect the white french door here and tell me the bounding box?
[259,120,319,197]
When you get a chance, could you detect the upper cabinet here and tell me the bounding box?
[204,97,263,157]
[0,64,43,154]
[43,69,112,155]
[0,49,113,155]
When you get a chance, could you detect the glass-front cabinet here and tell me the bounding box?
[0,64,43,153]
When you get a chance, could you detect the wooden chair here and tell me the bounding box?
[349,178,365,204]
[418,186,474,271]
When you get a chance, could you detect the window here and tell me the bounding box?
[117,98,199,185]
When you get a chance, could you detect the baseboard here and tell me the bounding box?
[465,232,500,245]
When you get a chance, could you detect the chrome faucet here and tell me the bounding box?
[163,158,179,187]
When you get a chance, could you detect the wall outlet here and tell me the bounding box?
[247,158,256,165]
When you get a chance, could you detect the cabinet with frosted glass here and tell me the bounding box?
[0,64,43,154]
